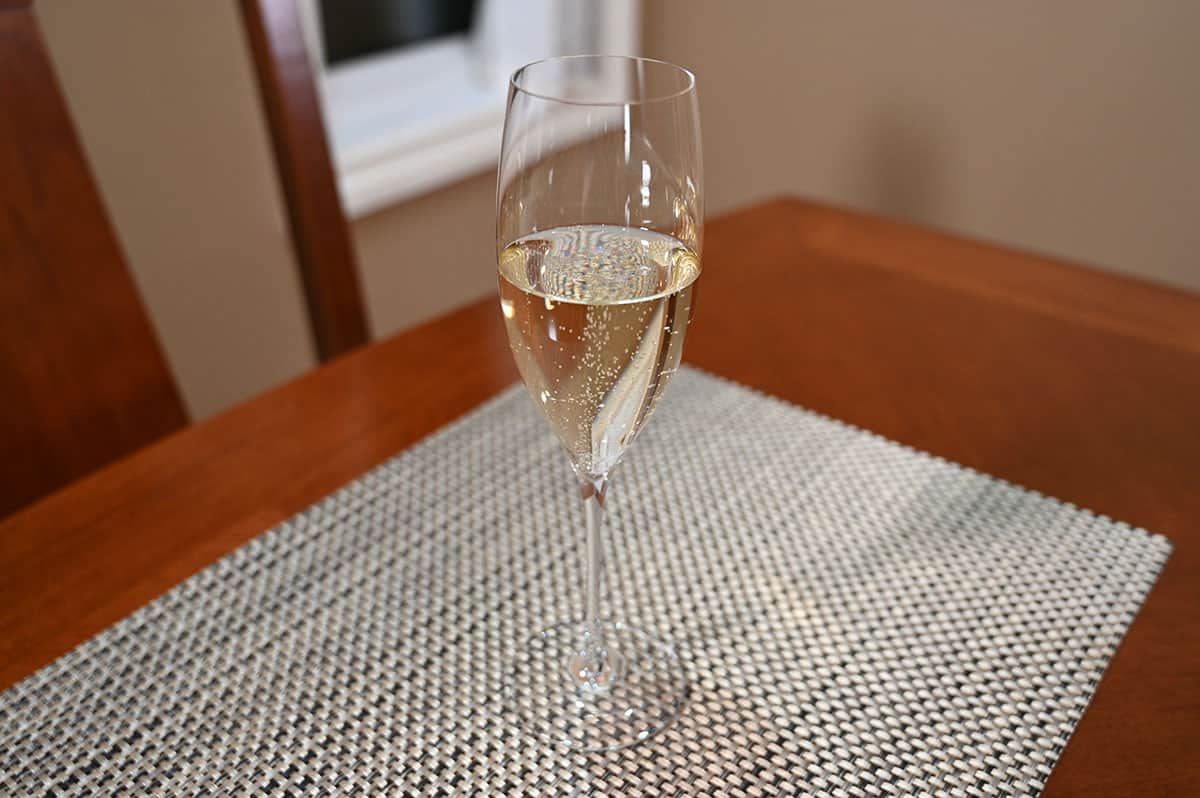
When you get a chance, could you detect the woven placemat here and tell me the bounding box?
[0,368,1170,796]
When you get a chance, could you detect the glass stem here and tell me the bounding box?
[577,477,612,683]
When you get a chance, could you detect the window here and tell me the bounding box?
[319,1,477,66]
[299,0,640,218]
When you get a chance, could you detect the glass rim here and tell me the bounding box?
[509,54,697,107]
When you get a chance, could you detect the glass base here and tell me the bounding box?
[503,620,688,752]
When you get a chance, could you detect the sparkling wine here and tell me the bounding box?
[498,224,700,480]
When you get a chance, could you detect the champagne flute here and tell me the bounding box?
[496,55,702,751]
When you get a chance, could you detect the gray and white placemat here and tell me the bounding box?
[0,368,1170,796]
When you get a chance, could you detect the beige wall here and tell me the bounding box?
[353,0,1200,345]
[644,1,1200,291]
[37,0,317,420]
[352,172,498,339]
[35,1,1200,419]
[37,0,500,417]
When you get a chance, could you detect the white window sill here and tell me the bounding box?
[333,100,504,219]
[322,38,507,219]
[304,0,640,219]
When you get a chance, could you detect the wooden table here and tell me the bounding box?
[2,198,1197,794]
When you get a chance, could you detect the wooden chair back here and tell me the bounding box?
[240,0,369,360]
[0,2,187,517]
